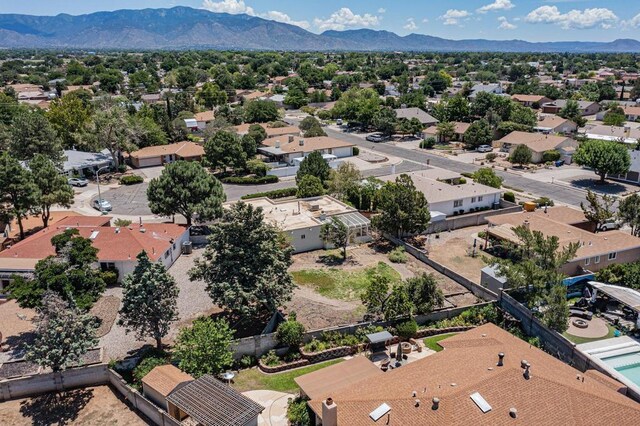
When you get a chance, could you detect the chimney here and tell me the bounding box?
[322,398,338,426]
[432,397,440,410]
[299,139,305,146]
[497,352,504,367]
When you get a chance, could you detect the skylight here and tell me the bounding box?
[470,392,492,413]
[369,403,391,421]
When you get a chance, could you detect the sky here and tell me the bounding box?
[2,1,640,42]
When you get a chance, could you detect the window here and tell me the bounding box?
[595,256,601,264]
[478,196,483,202]
[301,234,306,240]
[471,197,476,203]
[608,252,617,260]
[454,200,463,208]
[585,258,590,266]
[164,250,170,259]
[100,262,115,271]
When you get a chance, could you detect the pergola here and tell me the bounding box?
[589,281,640,328]
[335,212,371,239]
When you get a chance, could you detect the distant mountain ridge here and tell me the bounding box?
[0,6,639,52]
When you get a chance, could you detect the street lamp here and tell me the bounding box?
[95,165,110,214]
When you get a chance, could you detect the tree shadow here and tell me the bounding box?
[568,178,628,195]
[1,331,35,359]
[317,252,345,266]
[19,388,94,426]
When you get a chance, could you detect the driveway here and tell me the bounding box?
[94,182,154,216]
[243,390,293,426]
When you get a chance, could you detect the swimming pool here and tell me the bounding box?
[578,336,640,395]
[601,351,640,387]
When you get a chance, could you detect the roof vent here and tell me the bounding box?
[275,140,281,149]
[140,228,146,233]
[509,408,518,419]
[115,227,120,234]
[415,399,420,407]
[523,362,531,380]
[432,397,440,410]
[498,352,504,367]
[412,391,417,397]
[520,359,528,368]
[299,139,305,146]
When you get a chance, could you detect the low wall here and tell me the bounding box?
[425,200,521,234]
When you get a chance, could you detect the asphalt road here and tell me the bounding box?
[319,126,590,207]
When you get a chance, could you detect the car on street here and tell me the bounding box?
[366,133,387,143]
[335,119,343,125]
[93,198,112,212]
[68,177,89,187]
[476,145,493,153]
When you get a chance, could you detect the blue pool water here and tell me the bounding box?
[601,351,640,387]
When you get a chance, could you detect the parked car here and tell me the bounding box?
[93,198,112,212]
[477,145,493,153]
[68,177,89,187]
[335,119,343,125]
[600,219,621,231]
[366,133,387,143]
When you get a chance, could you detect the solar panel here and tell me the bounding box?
[470,392,492,413]
[369,403,391,421]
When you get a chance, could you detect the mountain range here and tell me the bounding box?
[1,6,639,52]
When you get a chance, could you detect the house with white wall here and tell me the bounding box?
[258,135,355,166]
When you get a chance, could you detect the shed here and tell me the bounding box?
[141,365,194,411]
[366,331,394,353]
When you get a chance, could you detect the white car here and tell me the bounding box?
[93,199,112,212]
[600,219,621,231]
[68,177,89,187]
[366,133,387,143]
[477,145,493,153]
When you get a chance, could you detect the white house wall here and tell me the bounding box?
[285,226,324,253]
[430,192,502,217]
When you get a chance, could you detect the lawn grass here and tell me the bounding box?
[562,324,617,345]
[232,359,344,393]
[423,333,458,352]
[291,262,401,301]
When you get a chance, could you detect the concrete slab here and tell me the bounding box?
[243,390,294,426]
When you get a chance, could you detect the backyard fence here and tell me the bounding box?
[425,199,521,234]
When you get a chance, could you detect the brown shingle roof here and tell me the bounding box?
[128,141,204,160]
[497,131,575,153]
[261,135,353,154]
[309,324,640,425]
[194,111,215,122]
[142,364,193,397]
[234,123,300,137]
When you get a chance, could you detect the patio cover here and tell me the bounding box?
[589,281,640,312]
[366,331,394,344]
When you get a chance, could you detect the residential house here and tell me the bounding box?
[166,375,264,426]
[193,110,215,131]
[580,124,640,145]
[142,365,194,412]
[237,196,371,253]
[379,171,503,219]
[234,123,301,138]
[621,106,640,121]
[423,122,470,142]
[541,99,600,116]
[609,148,640,184]
[63,149,114,177]
[0,216,190,283]
[533,116,577,134]
[183,118,198,132]
[141,93,163,104]
[468,83,503,99]
[494,131,578,164]
[299,323,640,425]
[511,94,551,108]
[394,107,438,126]
[127,141,204,168]
[487,206,640,276]
[259,135,354,166]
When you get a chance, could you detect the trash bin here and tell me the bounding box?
[182,241,193,255]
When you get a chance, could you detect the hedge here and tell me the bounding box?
[241,187,297,200]
[503,191,515,203]
[120,175,144,185]
[221,175,279,185]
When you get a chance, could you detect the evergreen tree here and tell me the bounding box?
[373,174,431,238]
[30,154,74,228]
[0,152,41,239]
[296,151,331,184]
[320,217,349,259]
[544,285,570,333]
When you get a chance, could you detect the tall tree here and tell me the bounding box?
[118,251,179,350]
[296,175,325,198]
[10,109,63,164]
[82,102,135,169]
[328,162,362,201]
[464,119,493,150]
[581,190,615,232]
[573,139,631,183]
[473,167,503,188]
[46,92,92,149]
[30,154,74,228]
[0,152,41,239]
[244,100,280,123]
[405,273,445,315]
[189,202,294,318]
[436,121,456,142]
[373,174,431,238]
[147,161,225,226]
[544,285,570,333]
[197,82,227,109]
[372,108,397,136]
[174,317,234,378]
[509,144,533,167]
[320,217,349,260]
[204,130,247,171]
[25,292,98,372]
[618,194,640,237]
[296,151,331,184]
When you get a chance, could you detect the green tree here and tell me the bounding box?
[174,317,234,378]
[276,314,306,348]
[284,88,308,109]
[303,124,327,138]
[603,104,626,127]
[509,144,533,167]
[373,174,431,238]
[436,121,456,142]
[372,108,397,136]
[204,130,247,171]
[405,273,445,315]
[331,88,381,128]
[509,103,537,127]
[10,109,63,164]
[618,193,640,237]
[320,217,349,259]
[176,66,198,90]
[464,119,493,150]
[299,116,322,132]
[30,154,74,228]
[244,100,280,123]
[296,151,331,184]
[46,92,92,149]
[0,152,41,239]
[473,167,503,188]
[197,82,227,109]
[542,150,561,163]
[328,162,362,201]
[118,251,179,350]
[25,292,98,372]
[544,285,570,333]
[82,102,136,169]
[573,139,631,183]
[189,202,295,318]
[581,190,615,232]
[247,124,268,144]
[147,161,225,226]
[558,100,586,127]
[445,95,471,122]
[297,175,325,198]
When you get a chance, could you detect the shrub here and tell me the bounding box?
[503,191,515,203]
[221,175,278,185]
[388,246,408,263]
[542,150,561,163]
[460,172,474,178]
[260,350,282,367]
[420,137,436,149]
[353,146,359,156]
[114,218,132,227]
[396,319,418,340]
[241,187,297,200]
[486,152,497,162]
[133,356,169,385]
[117,164,127,173]
[458,177,467,184]
[120,175,143,185]
[100,269,119,287]
[237,355,257,369]
[303,338,327,353]
[287,396,313,426]
[533,197,554,207]
[276,316,306,348]
[246,159,269,177]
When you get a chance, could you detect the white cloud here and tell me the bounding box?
[623,13,640,29]
[439,9,472,26]
[422,18,429,23]
[314,8,381,31]
[260,10,310,29]
[477,0,515,14]
[525,6,618,30]
[378,8,386,14]
[498,16,517,30]
[201,0,254,15]
[404,18,418,31]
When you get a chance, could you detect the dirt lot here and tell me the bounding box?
[0,385,150,425]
